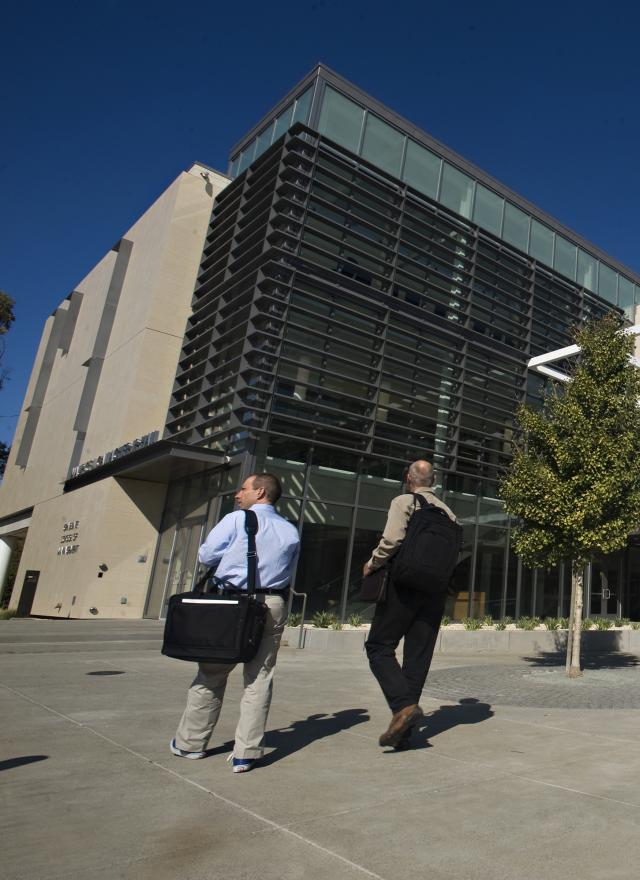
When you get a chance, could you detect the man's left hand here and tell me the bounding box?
[362,561,373,577]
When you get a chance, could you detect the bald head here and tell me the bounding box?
[407,460,434,489]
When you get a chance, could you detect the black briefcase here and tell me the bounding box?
[161,510,267,664]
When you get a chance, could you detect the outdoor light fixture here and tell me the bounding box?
[528,323,640,381]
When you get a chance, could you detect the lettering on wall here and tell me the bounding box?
[57,520,80,556]
[70,430,159,479]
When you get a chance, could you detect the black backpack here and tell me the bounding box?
[391,494,463,593]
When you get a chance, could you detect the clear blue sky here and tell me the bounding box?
[2,0,640,445]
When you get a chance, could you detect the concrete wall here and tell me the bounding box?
[0,164,230,617]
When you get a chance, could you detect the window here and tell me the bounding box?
[273,104,294,142]
[318,86,364,153]
[529,220,554,265]
[502,202,529,252]
[254,123,275,159]
[473,185,503,236]
[553,235,577,281]
[598,264,618,304]
[292,87,313,125]
[402,140,441,199]
[439,164,474,219]
[361,113,404,177]
[577,249,597,292]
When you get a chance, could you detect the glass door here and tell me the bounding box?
[160,517,206,615]
[589,554,622,619]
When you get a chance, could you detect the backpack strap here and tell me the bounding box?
[244,509,259,595]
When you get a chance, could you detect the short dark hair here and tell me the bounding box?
[251,472,282,504]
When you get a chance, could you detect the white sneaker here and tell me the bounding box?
[170,738,206,759]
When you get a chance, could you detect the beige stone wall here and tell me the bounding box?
[12,477,167,619]
[0,163,230,617]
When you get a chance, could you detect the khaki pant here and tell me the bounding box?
[174,594,287,760]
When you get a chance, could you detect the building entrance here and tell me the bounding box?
[162,516,207,607]
[589,555,622,619]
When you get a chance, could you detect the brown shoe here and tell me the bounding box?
[379,704,423,747]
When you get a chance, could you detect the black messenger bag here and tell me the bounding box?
[161,510,267,664]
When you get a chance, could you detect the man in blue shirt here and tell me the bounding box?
[170,473,300,773]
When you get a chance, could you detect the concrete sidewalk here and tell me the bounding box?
[2,619,640,880]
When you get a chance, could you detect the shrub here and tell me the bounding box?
[615,617,630,628]
[287,611,302,627]
[347,613,363,627]
[441,615,450,627]
[311,610,337,629]
[481,614,494,627]
[632,622,640,630]
[558,617,569,629]
[330,619,343,630]
[495,620,507,630]
[545,617,559,631]
[594,617,613,630]
[503,616,513,625]
[463,617,482,630]
[0,608,17,620]
[581,617,595,631]
[516,616,540,630]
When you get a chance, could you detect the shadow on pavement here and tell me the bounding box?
[0,755,48,772]
[394,698,494,752]
[261,708,371,766]
[523,651,640,668]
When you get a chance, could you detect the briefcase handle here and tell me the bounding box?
[192,509,259,595]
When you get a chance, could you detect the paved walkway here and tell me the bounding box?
[2,619,640,879]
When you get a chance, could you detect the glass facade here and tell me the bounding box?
[153,68,640,622]
[230,80,640,317]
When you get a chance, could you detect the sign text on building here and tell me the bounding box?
[71,431,159,479]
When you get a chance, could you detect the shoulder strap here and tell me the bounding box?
[244,509,258,595]
[412,492,426,508]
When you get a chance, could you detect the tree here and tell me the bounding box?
[500,312,640,677]
[0,291,15,392]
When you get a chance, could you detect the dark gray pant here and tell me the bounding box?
[365,580,446,713]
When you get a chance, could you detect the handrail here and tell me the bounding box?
[287,588,308,649]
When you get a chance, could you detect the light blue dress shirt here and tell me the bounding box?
[198,504,300,591]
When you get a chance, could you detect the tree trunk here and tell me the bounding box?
[566,563,583,678]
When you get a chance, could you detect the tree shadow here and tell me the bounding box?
[523,651,640,669]
[201,708,371,763]
[0,755,48,772]
[384,698,494,752]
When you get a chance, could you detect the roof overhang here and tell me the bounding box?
[63,441,227,492]
[527,323,640,382]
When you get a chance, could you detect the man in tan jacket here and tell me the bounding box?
[363,460,458,750]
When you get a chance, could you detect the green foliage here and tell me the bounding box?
[0,608,16,620]
[441,615,450,627]
[347,613,363,627]
[581,617,595,630]
[330,619,343,630]
[558,617,569,629]
[287,611,302,627]
[593,616,613,630]
[516,616,540,630]
[545,617,559,631]
[614,617,630,627]
[500,313,640,569]
[0,292,15,393]
[495,619,507,630]
[463,617,482,630]
[481,614,494,627]
[0,441,9,477]
[632,621,640,630]
[311,610,337,628]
